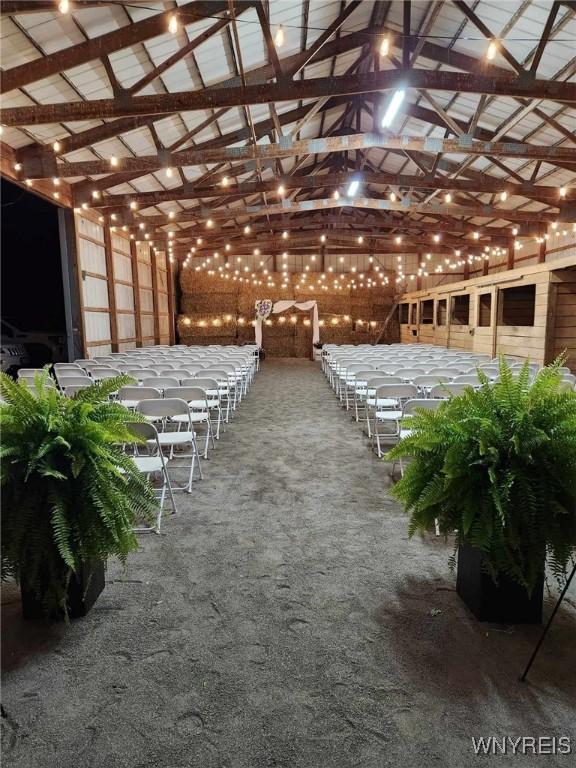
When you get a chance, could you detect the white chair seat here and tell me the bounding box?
[367,397,398,407]
[171,413,209,424]
[119,399,139,409]
[132,456,164,474]
[400,428,413,439]
[150,431,195,446]
[375,410,403,420]
[189,398,219,408]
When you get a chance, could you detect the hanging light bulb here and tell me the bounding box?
[379,35,390,57]
[165,167,173,178]
[333,190,340,200]
[168,14,178,35]
[274,24,285,47]
[486,40,497,60]
[433,234,440,243]
[130,201,137,210]
[244,225,251,235]
[395,236,402,245]
[357,236,364,244]
[500,190,508,202]
[277,184,285,196]
[389,192,396,202]
[320,234,326,243]
[58,0,70,13]
[53,140,61,153]
[282,230,288,239]
[444,193,452,204]
[110,156,118,167]
[559,186,567,198]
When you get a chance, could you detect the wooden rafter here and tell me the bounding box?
[3,70,574,127]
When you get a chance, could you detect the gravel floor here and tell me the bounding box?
[2,358,575,768]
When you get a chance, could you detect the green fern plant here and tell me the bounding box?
[387,357,576,594]
[1,369,158,616]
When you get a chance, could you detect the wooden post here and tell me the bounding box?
[167,257,176,345]
[150,249,161,344]
[507,236,515,270]
[538,237,547,263]
[103,224,118,352]
[130,238,143,347]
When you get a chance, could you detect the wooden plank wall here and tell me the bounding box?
[73,212,175,356]
[551,267,576,370]
[399,257,576,370]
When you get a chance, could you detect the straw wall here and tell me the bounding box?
[178,269,398,356]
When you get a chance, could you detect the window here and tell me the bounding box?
[478,293,492,327]
[436,299,447,326]
[399,303,409,324]
[451,294,470,325]
[410,303,418,324]
[420,299,434,324]
[499,285,536,326]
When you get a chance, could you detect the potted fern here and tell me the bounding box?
[387,359,576,623]
[1,370,158,620]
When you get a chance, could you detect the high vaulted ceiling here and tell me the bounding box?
[1,0,575,274]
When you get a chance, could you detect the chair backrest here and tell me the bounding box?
[424,367,456,377]
[394,368,427,380]
[430,382,474,398]
[403,398,444,416]
[365,375,401,391]
[137,397,190,419]
[159,369,192,381]
[189,377,220,391]
[17,368,44,377]
[413,374,451,387]
[54,364,83,371]
[92,369,121,380]
[57,375,93,386]
[19,375,57,388]
[453,374,482,384]
[142,376,179,390]
[165,386,208,404]
[118,385,161,402]
[61,383,91,397]
[374,383,419,400]
[126,420,161,445]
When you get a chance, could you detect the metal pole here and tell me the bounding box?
[520,562,576,682]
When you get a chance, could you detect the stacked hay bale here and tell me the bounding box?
[177,269,398,354]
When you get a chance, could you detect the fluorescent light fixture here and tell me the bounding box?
[381,89,405,129]
[347,177,361,196]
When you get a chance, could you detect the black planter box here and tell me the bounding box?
[21,560,106,621]
[456,544,543,624]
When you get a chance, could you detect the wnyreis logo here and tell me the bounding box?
[472,736,572,755]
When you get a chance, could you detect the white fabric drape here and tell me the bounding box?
[255,300,319,349]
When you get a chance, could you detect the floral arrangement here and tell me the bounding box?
[255,299,273,321]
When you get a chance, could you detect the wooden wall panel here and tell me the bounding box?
[399,256,576,368]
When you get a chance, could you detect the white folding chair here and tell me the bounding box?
[125,421,177,532]
[137,398,203,492]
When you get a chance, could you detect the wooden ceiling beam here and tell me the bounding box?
[88,170,568,210]
[116,196,562,226]
[3,70,574,126]
[24,131,576,180]
[0,0,243,94]
[15,28,368,163]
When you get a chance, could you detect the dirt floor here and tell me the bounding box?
[2,358,575,767]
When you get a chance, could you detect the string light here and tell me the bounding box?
[168,14,178,35]
[444,193,452,204]
[274,24,285,47]
[206,218,214,228]
[357,236,363,244]
[165,167,173,178]
[110,156,118,167]
[379,35,390,57]
[58,0,70,13]
[333,190,340,200]
[221,176,229,187]
[559,186,567,198]
[500,191,508,202]
[486,40,497,60]
[277,184,285,196]
[244,225,251,235]
[282,230,288,239]
[53,140,61,153]
[389,192,396,202]
[320,234,326,243]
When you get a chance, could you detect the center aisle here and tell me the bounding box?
[3,359,574,768]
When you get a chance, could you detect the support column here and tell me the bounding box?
[103,224,118,352]
[130,238,143,347]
